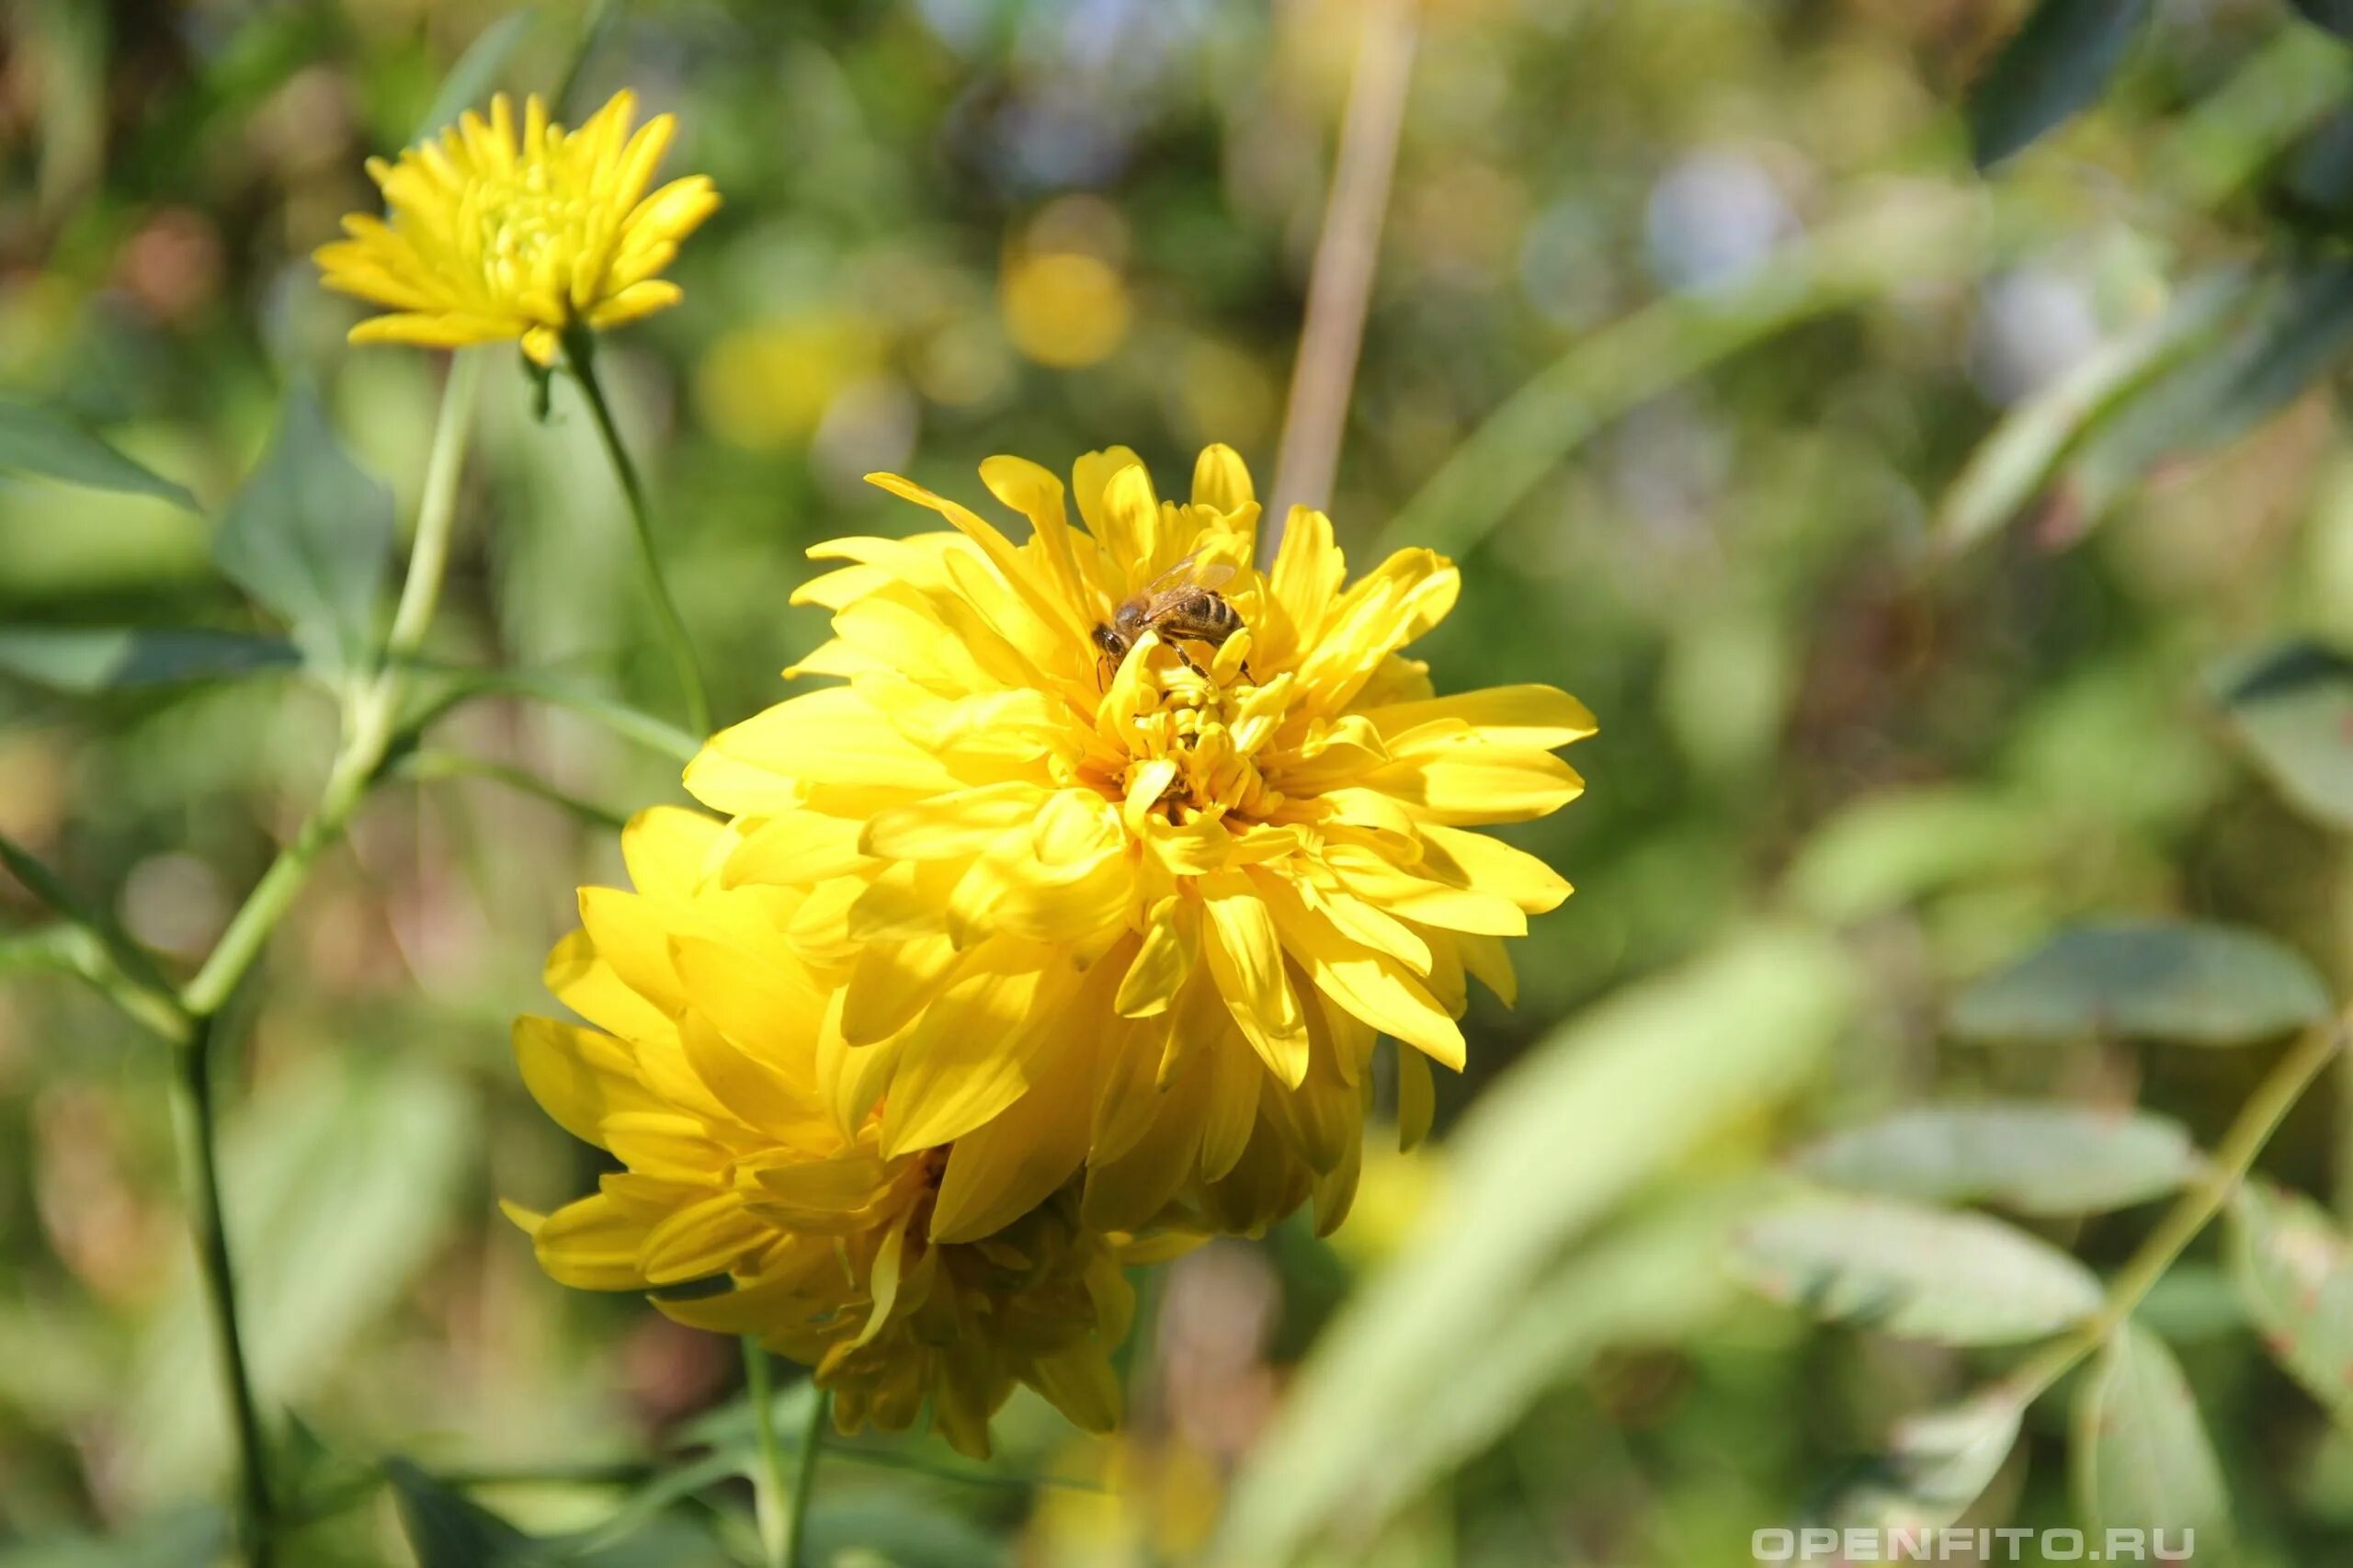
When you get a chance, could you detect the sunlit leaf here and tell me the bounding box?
[2072,1321,2232,1544]
[1949,920,2330,1047]
[0,627,300,693]
[416,11,539,145]
[210,390,395,678]
[1347,1189,1748,1529]
[1797,1103,2200,1216]
[1968,0,2153,168]
[1733,1192,2101,1345]
[2046,264,2353,537]
[1931,272,2246,556]
[1218,925,1859,1563]
[386,1459,542,1567]
[1819,1389,2027,1533]
[0,399,199,510]
[2212,639,2353,830]
[1781,785,2054,922]
[2229,1179,2353,1419]
[801,1499,1009,1568]
[121,1056,477,1495]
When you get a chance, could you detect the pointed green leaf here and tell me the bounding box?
[211,391,394,678]
[0,400,199,510]
[1950,920,2330,1047]
[1733,1192,2102,1345]
[2213,639,2353,830]
[1824,1389,2028,1532]
[386,1459,543,1567]
[2294,0,2353,41]
[2229,1179,2353,1418]
[2072,1322,2232,1544]
[0,628,300,693]
[2048,265,2353,537]
[1969,0,2153,168]
[1798,1103,2200,1216]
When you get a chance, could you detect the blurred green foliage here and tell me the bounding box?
[24,0,2353,1563]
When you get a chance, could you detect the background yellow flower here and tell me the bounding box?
[314,91,717,364]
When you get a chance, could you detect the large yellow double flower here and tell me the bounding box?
[682,446,1592,1243]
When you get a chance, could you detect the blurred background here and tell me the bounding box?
[11,0,2353,1562]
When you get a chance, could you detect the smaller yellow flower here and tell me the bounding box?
[507,806,1160,1457]
[315,91,717,366]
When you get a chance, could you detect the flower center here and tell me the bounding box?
[469,168,594,301]
[1105,638,1290,824]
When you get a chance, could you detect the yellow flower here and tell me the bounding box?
[506,807,1150,1458]
[314,91,717,366]
[684,446,1591,1239]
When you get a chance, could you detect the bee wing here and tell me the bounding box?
[1140,554,1238,597]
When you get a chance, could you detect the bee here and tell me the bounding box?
[1092,554,1243,681]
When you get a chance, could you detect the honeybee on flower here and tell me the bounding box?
[680,444,1591,1242]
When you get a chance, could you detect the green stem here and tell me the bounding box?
[1998,1016,2346,1405]
[745,1340,787,1567]
[563,328,711,739]
[784,1385,830,1568]
[181,348,484,1019]
[171,1017,274,1567]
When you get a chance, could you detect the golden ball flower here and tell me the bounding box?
[506,807,1153,1458]
[314,91,718,365]
[681,445,1592,1241]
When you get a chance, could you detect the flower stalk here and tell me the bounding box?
[159,348,483,1566]
[563,325,712,738]
[171,1017,276,1568]
[1997,1012,2347,1405]
[745,1340,788,1566]
[785,1386,830,1568]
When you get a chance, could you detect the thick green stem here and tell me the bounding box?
[1999,1015,2346,1405]
[170,1017,274,1567]
[181,350,483,1019]
[745,1340,787,1567]
[784,1385,830,1568]
[563,329,711,739]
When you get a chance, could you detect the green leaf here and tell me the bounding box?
[211,390,395,678]
[2293,0,2353,41]
[1216,925,1858,1564]
[416,11,538,145]
[1781,785,2054,922]
[0,627,300,693]
[1931,272,2246,557]
[1343,1190,1749,1531]
[1732,1192,2102,1345]
[2048,264,2353,537]
[2229,1179,2353,1418]
[0,399,199,510]
[1824,1389,2027,1532]
[387,1459,547,1567]
[1949,919,2330,1047]
[2072,1322,2233,1544]
[1797,1103,2200,1216]
[120,1055,477,1495]
[0,1507,227,1568]
[800,1499,1009,1568]
[1968,0,2153,168]
[2212,639,2353,830]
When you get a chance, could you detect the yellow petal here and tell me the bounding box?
[1200,876,1311,1087]
[928,1024,1093,1244]
[1114,896,1199,1018]
[534,1190,654,1290]
[512,1015,657,1147]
